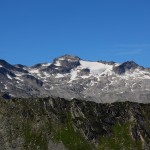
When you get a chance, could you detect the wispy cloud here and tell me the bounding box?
[115,44,150,48]
[116,49,142,56]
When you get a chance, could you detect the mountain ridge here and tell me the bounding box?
[1,97,150,149]
[0,55,150,103]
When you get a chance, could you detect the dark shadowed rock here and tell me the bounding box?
[1,93,11,99]
[15,64,26,68]
[98,60,116,65]
[78,68,90,76]
[113,61,142,74]
[44,55,81,74]
[0,67,16,77]
[0,59,28,73]
[31,63,43,69]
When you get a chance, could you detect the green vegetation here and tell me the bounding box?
[23,122,48,150]
[53,113,94,150]
[0,98,149,150]
[98,123,142,150]
[21,112,93,150]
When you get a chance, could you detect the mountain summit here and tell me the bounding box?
[0,55,150,103]
[113,61,142,74]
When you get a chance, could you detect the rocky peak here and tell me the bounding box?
[0,59,14,69]
[15,64,26,69]
[113,61,141,74]
[44,55,81,74]
[57,54,80,60]
[0,56,150,103]
[53,54,80,64]
[0,59,28,73]
[31,63,43,69]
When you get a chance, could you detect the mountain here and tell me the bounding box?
[0,54,150,103]
[1,55,150,150]
[0,97,150,149]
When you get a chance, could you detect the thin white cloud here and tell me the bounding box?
[116,49,142,55]
[115,44,150,48]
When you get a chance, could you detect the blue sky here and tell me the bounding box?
[0,0,150,67]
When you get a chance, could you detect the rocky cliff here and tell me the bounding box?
[1,97,150,150]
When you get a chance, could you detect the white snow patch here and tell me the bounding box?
[55,61,61,66]
[114,63,120,67]
[4,84,8,89]
[81,75,90,79]
[143,75,150,79]
[15,73,24,77]
[120,69,150,80]
[54,67,59,69]
[79,60,113,76]
[44,87,50,90]
[42,63,51,67]
[7,74,13,80]
[43,79,48,82]
[90,80,96,86]
[43,72,51,77]
[0,65,3,67]
[55,74,65,78]
[69,70,78,82]
[29,69,39,74]
[58,58,65,61]
[9,93,15,97]
[67,58,76,62]
[15,77,24,82]
[68,60,113,82]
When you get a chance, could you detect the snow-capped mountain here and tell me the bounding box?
[0,55,150,103]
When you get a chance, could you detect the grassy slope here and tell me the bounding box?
[98,123,142,150]
[0,98,150,149]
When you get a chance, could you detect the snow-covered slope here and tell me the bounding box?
[80,60,113,75]
[0,55,150,103]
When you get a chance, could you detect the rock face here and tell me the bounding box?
[0,97,150,149]
[0,55,150,103]
[1,55,150,149]
[113,61,143,74]
[43,55,81,74]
